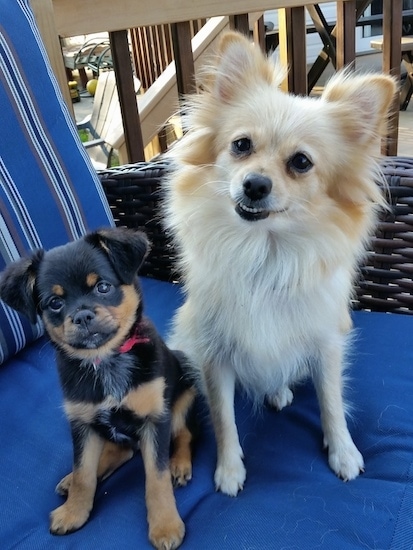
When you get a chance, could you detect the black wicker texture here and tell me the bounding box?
[354,156,413,314]
[99,160,176,282]
[99,156,413,314]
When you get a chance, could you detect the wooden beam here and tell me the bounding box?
[336,1,356,69]
[229,14,250,35]
[381,0,402,156]
[109,30,145,162]
[30,0,73,114]
[171,22,196,95]
[279,7,307,95]
[52,0,338,37]
[253,15,266,52]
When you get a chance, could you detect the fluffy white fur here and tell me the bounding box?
[163,31,396,497]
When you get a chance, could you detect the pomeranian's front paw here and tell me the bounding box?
[327,439,364,481]
[267,387,294,411]
[50,503,90,535]
[214,451,246,496]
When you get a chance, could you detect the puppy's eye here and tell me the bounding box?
[96,281,112,295]
[288,152,313,173]
[231,137,252,157]
[48,297,64,312]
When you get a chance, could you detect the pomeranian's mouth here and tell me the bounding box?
[235,202,286,222]
[236,202,269,221]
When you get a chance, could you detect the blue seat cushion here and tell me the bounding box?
[0,0,113,363]
[0,277,412,549]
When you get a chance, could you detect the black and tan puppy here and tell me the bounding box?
[0,227,196,550]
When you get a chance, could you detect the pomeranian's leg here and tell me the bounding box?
[203,362,246,496]
[313,339,364,481]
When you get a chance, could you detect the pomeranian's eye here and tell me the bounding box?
[48,296,64,312]
[288,152,313,173]
[231,137,252,156]
[96,281,112,295]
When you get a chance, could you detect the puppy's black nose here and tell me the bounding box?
[73,309,95,327]
[243,174,272,201]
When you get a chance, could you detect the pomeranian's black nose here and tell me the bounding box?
[73,309,95,326]
[243,174,272,201]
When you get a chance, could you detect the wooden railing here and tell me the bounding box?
[30,0,403,159]
[130,20,207,91]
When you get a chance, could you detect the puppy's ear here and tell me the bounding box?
[85,228,150,284]
[0,250,44,324]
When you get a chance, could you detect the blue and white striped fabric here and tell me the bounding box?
[0,0,114,363]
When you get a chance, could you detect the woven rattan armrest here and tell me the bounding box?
[99,160,175,282]
[98,156,413,314]
[354,156,413,314]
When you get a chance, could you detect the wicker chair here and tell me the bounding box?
[99,156,413,314]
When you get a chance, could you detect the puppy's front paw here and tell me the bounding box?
[149,515,185,550]
[327,439,364,481]
[214,452,246,497]
[50,503,90,535]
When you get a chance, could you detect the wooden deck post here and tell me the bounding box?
[381,0,402,156]
[110,30,145,162]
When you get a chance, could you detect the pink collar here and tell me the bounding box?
[118,320,151,353]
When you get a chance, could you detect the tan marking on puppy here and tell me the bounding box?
[171,387,196,436]
[64,396,117,424]
[50,432,104,534]
[141,432,185,550]
[96,440,134,479]
[122,377,166,419]
[86,272,98,287]
[52,284,64,296]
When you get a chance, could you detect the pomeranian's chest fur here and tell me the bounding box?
[168,208,354,398]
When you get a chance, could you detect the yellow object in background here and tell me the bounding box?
[86,79,98,96]
[68,80,80,103]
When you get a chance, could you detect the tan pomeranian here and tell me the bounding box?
[163,31,396,497]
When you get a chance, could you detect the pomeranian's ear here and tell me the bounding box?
[0,250,44,324]
[213,31,285,102]
[85,228,150,284]
[322,71,397,144]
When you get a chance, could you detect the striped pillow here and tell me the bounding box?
[0,0,114,363]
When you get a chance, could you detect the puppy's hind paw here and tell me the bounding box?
[214,454,246,497]
[55,473,72,496]
[170,458,192,487]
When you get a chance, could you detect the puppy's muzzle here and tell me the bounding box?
[236,173,272,222]
[69,308,116,349]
